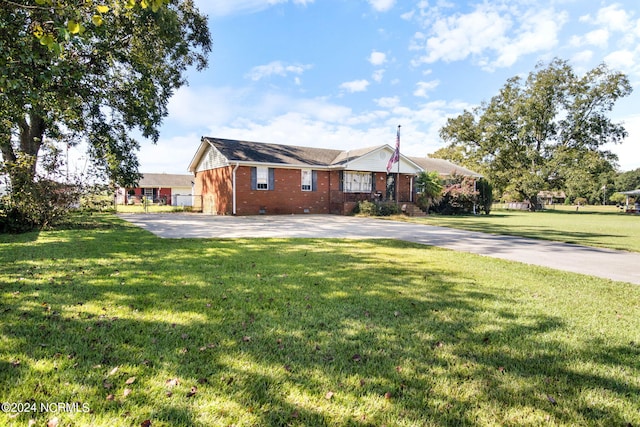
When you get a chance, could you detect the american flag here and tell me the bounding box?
[386,125,400,173]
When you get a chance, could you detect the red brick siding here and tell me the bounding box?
[196,167,233,214]
[236,166,330,215]
[196,166,415,215]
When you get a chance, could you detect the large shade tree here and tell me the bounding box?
[0,0,211,190]
[438,59,631,209]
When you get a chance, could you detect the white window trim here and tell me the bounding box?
[301,169,312,191]
[344,171,372,193]
[256,167,269,190]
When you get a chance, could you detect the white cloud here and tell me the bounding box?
[340,79,370,93]
[411,3,566,70]
[491,9,567,69]
[375,96,400,108]
[413,80,440,98]
[604,49,637,70]
[415,4,512,64]
[594,4,632,32]
[572,50,594,64]
[368,0,395,13]
[369,51,387,65]
[605,113,640,171]
[372,69,385,83]
[246,61,312,81]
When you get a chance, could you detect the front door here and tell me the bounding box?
[386,174,395,201]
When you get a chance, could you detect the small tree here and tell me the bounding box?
[476,178,494,214]
[0,146,81,232]
[415,171,443,213]
[435,174,479,215]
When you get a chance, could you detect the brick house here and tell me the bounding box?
[119,173,195,206]
[188,137,430,215]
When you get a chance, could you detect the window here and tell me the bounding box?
[301,169,312,191]
[144,188,154,200]
[256,167,269,190]
[344,172,372,193]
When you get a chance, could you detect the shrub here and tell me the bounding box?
[355,200,377,216]
[355,200,400,216]
[378,202,400,216]
[574,197,588,206]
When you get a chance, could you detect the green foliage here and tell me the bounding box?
[378,202,400,216]
[435,174,479,215]
[574,197,588,206]
[0,153,80,232]
[439,58,632,210]
[0,0,211,197]
[355,200,400,216]
[609,192,627,205]
[476,178,494,214]
[615,168,640,192]
[415,170,443,213]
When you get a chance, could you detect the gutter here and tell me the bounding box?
[232,161,240,215]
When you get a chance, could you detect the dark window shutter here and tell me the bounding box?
[312,170,318,192]
[339,171,344,192]
[268,168,275,191]
[371,172,376,192]
[251,167,257,190]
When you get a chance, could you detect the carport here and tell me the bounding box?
[621,189,640,212]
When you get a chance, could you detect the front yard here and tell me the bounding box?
[0,214,638,426]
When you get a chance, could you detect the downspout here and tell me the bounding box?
[232,162,240,215]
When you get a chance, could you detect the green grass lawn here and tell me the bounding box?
[1,214,639,426]
[394,205,640,253]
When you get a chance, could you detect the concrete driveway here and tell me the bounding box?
[118,213,640,285]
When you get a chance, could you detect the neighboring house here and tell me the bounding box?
[538,190,566,205]
[119,173,195,206]
[188,137,480,216]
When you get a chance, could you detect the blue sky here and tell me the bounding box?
[133,0,640,173]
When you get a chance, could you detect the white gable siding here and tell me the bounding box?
[197,145,229,172]
[346,148,422,174]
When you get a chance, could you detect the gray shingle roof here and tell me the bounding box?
[193,137,481,177]
[409,157,483,178]
[138,173,194,187]
[204,137,343,166]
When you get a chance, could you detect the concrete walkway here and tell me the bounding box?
[118,213,640,285]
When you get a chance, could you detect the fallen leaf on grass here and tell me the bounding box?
[106,394,114,401]
[47,417,59,427]
[242,336,251,342]
[497,366,505,373]
[546,394,557,405]
[352,354,362,362]
[166,378,179,387]
[125,376,136,385]
[108,366,119,376]
[384,392,392,399]
[186,386,198,398]
[123,388,132,397]
[325,391,334,400]
[140,420,152,427]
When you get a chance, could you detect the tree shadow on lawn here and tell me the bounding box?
[1,231,639,426]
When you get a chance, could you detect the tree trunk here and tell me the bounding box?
[1,114,46,192]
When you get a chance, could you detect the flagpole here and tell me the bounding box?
[396,125,401,205]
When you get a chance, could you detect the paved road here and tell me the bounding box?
[118,213,640,285]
